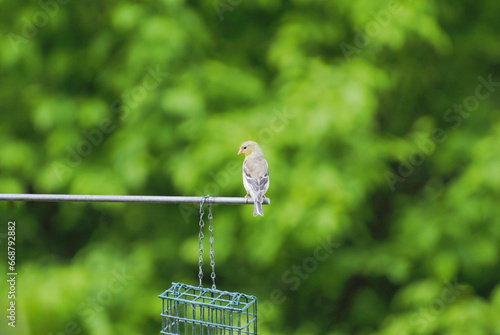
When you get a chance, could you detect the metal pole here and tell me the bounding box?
[0,193,270,205]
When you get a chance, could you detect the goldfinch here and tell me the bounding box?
[238,141,269,217]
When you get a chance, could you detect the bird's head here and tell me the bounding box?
[238,141,261,156]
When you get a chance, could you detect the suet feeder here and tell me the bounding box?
[159,196,258,334]
[159,282,257,334]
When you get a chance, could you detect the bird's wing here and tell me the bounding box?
[243,157,269,201]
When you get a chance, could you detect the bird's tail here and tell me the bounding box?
[253,199,264,217]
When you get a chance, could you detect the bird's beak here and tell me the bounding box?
[237,149,243,155]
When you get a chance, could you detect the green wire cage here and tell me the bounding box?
[159,196,258,334]
[159,282,257,334]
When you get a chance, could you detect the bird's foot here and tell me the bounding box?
[244,194,249,203]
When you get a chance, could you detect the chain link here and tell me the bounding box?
[198,195,216,289]
[198,196,208,288]
[208,204,216,289]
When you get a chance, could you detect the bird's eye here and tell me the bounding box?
[243,146,247,149]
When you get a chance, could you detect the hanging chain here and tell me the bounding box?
[208,204,216,289]
[198,195,208,288]
[198,195,216,289]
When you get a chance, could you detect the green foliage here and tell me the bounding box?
[1,0,500,334]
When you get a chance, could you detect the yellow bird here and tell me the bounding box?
[238,141,269,217]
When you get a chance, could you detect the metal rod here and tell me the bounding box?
[0,193,270,205]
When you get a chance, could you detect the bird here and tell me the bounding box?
[238,141,269,217]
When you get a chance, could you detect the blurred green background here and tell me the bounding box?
[1,0,500,334]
